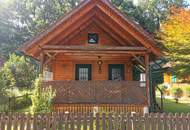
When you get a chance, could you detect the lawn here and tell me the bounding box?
[156,98,190,113]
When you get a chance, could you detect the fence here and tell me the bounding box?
[0,112,190,130]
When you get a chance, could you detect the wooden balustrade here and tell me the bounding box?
[42,81,147,105]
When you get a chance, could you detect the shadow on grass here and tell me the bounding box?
[157,98,190,113]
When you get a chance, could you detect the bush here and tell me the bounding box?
[171,87,183,103]
[158,84,169,96]
[185,86,190,97]
[31,76,56,113]
[0,54,38,89]
[11,94,32,110]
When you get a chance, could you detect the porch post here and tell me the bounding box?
[145,53,150,106]
[39,52,45,75]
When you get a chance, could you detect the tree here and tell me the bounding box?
[0,0,81,58]
[31,76,56,113]
[171,87,183,103]
[159,7,190,79]
[0,0,188,59]
[0,54,37,89]
[112,0,187,33]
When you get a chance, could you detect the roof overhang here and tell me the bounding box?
[20,0,162,59]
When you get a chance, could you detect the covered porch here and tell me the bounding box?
[39,45,151,113]
[42,80,147,113]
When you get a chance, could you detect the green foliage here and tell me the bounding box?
[31,77,56,113]
[159,8,190,78]
[0,54,37,89]
[0,0,187,58]
[0,0,80,58]
[158,84,169,95]
[11,94,32,111]
[156,97,190,113]
[112,0,187,33]
[185,86,190,97]
[171,87,183,103]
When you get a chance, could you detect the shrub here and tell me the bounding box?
[31,76,56,113]
[158,84,169,96]
[0,54,38,89]
[11,94,32,110]
[185,86,190,97]
[171,87,183,103]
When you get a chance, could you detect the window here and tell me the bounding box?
[140,73,146,82]
[43,67,53,81]
[109,64,124,81]
[76,64,92,80]
[88,33,99,44]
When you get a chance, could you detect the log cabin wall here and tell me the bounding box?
[51,54,133,81]
[50,23,129,47]
[49,23,134,81]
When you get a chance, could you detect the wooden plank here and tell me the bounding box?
[121,113,125,130]
[26,114,31,130]
[102,113,106,130]
[163,113,169,130]
[12,113,18,130]
[43,50,147,55]
[89,113,94,130]
[132,54,145,68]
[175,113,181,130]
[7,114,12,130]
[43,45,147,51]
[96,1,162,57]
[96,113,100,130]
[181,113,187,130]
[64,113,69,130]
[187,113,190,130]
[83,113,87,130]
[77,113,81,130]
[108,113,112,130]
[40,52,45,74]
[145,53,150,106]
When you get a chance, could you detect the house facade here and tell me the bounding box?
[21,0,162,113]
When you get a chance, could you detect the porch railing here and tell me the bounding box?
[42,81,147,105]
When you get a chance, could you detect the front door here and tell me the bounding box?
[109,64,124,80]
[76,64,92,80]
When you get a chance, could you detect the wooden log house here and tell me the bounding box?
[21,0,162,113]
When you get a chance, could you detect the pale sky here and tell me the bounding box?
[133,0,190,5]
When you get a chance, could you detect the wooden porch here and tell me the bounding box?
[42,80,148,113]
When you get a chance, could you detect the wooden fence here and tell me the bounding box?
[0,112,190,130]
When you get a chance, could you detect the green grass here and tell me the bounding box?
[157,98,190,113]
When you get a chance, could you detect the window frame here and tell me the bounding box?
[88,33,99,44]
[75,64,92,80]
[108,64,125,81]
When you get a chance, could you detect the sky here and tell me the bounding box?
[133,0,190,6]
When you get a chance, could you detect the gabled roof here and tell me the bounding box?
[21,0,162,58]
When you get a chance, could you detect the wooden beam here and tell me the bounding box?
[39,52,45,74]
[31,8,97,57]
[131,54,145,68]
[93,18,127,46]
[145,53,150,107]
[95,8,136,46]
[56,18,94,45]
[44,53,58,65]
[43,50,147,55]
[42,45,147,51]
[61,53,132,57]
[97,2,162,57]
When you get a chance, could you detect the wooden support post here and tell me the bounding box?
[145,53,150,106]
[40,52,45,75]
